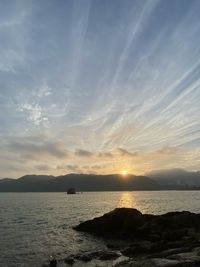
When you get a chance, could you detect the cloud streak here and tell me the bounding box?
[0,0,200,177]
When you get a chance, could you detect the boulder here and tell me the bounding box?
[49,259,57,267]
[64,208,200,267]
[70,250,121,262]
[64,256,75,265]
[148,258,184,267]
[75,208,200,241]
[98,250,121,260]
[74,208,146,238]
[121,241,152,256]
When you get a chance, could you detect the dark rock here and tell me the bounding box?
[152,247,193,258]
[75,253,91,262]
[74,208,145,238]
[49,259,57,267]
[98,250,121,260]
[115,259,135,266]
[168,251,200,263]
[148,258,185,267]
[74,208,200,241]
[107,243,120,250]
[115,257,198,267]
[66,250,121,263]
[149,241,170,253]
[86,250,120,261]
[161,229,188,241]
[148,234,160,242]
[64,256,75,265]
[73,208,200,266]
[121,241,152,256]
[87,250,105,259]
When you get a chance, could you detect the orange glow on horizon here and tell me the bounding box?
[122,170,128,176]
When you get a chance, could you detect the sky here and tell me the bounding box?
[0,0,200,178]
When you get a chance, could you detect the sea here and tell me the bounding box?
[1,191,200,267]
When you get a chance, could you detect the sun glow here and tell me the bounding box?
[118,192,135,208]
[122,170,128,176]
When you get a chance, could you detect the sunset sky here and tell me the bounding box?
[0,0,200,178]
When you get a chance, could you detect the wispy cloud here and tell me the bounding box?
[117,148,139,157]
[1,0,200,177]
[18,103,48,126]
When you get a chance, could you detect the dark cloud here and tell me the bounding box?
[66,164,80,172]
[8,140,68,159]
[35,164,51,171]
[117,148,138,157]
[74,149,93,157]
[90,164,106,170]
[56,164,81,173]
[98,152,113,158]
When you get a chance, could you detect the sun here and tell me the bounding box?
[122,170,128,176]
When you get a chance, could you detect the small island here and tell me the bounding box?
[67,188,76,194]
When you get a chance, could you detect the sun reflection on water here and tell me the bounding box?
[118,192,135,208]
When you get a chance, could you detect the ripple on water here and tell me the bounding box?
[1,191,200,266]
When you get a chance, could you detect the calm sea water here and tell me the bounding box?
[1,191,200,267]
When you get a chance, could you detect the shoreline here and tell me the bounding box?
[47,208,200,267]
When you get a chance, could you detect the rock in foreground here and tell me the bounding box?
[72,208,200,266]
[74,207,200,241]
[43,208,200,267]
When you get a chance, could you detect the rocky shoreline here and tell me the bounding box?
[45,208,200,266]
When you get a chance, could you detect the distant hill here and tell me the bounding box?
[0,173,159,192]
[2,170,200,192]
[147,168,200,189]
[0,178,13,183]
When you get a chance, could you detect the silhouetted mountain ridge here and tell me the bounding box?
[1,169,200,192]
[0,173,158,192]
[147,168,200,188]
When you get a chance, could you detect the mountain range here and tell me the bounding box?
[147,168,200,188]
[0,173,158,192]
[0,169,200,192]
